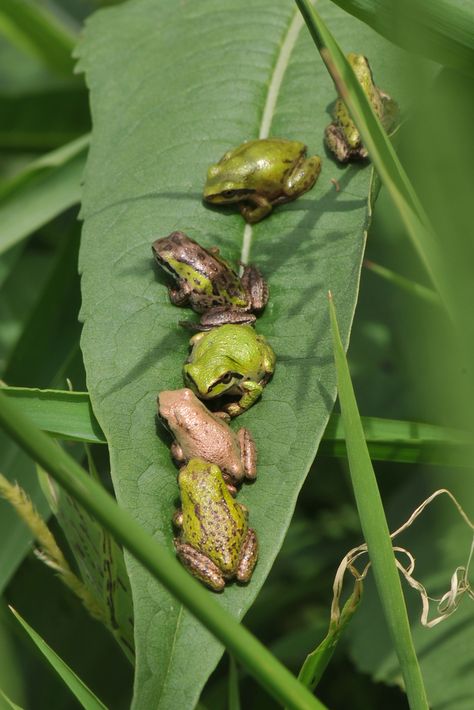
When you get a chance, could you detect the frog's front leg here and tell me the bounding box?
[238,427,257,480]
[174,540,225,592]
[236,528,258,583]
[239,195,272,224]
[284,154,321,198]
[225,380,263,417]
[168,280,193,307]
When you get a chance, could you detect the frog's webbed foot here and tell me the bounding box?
[174,541,225,592]
[240,265,269,311]
[284,154,321,198]
[236,528,258,583]
[223,381,263,417]
[171,441,185,464]
[180,307,256,331]
[239,195,272,224]
[238,427,257,480]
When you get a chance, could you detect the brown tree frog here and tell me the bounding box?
[152,231,268,328]
[158,388,257,491]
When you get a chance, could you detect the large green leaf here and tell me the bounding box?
[77,1,408,706]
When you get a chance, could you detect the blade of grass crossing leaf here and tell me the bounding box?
[228,655,241,710]
[0,0,77,76]
[0,393,326,710]
[4,386,473,466]
[9,607,106,710]
[294,0,451,315]
[0,387,105,443]
[328,0,474,77]
[328,293,428,710]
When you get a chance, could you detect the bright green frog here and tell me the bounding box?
[152,231,268,329]
[183,324,276,417]
[325,53,399,163]
[173,458,258,591]
[203,138,321,223]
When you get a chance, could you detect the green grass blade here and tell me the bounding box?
[297,589,361,692]
[0,87,90,151]
[0,388,106,443]
[4,386,472,466]
[9,607,106,710]
[0,136,89,255]
[322,414,473,466]
[294,0,450,312]
[364,260,440,307]
[0,0,77,76]
[0,688,24,710]
[0,392,326,710]
[328,0,474,76]
[228,655,241,710]
[328,293,428,709]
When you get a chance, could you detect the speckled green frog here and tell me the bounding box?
[173,458,258,591]
[325,53,399,163]
[183,324,276,417]
[158,388,257,491]
[203,138,321,223]
[152,231,268,328]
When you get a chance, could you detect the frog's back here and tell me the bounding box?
[180,463,247,575]
[227,138,305,177]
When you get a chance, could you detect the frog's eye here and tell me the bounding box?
[221,190,238,199]
[221,372,233,384]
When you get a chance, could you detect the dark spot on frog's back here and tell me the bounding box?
[194,503,201,519]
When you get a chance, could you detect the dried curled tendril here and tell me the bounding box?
[330,488,474,629]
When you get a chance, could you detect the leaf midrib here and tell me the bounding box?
[240,7,304,265]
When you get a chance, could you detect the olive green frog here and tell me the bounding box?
[183,324,276,417]
[203,138,321,223]
[152,231,268,328]
[158,388,257,491]
[173,458,258,591]
[325,53,399,163]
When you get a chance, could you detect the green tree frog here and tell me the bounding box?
[203,138,321,223]
[173,458,258,591]
[325,53,399,163]
[158,388,257,490]
[183,324,276,417]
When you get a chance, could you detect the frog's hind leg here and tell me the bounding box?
[174,540,225,592]
[238,428,257,480]
[283,154,321,198]
[236,529,258,583]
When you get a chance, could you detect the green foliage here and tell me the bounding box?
[329,0,474,76]
[10,607,107,710]
[76,0,410,705]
